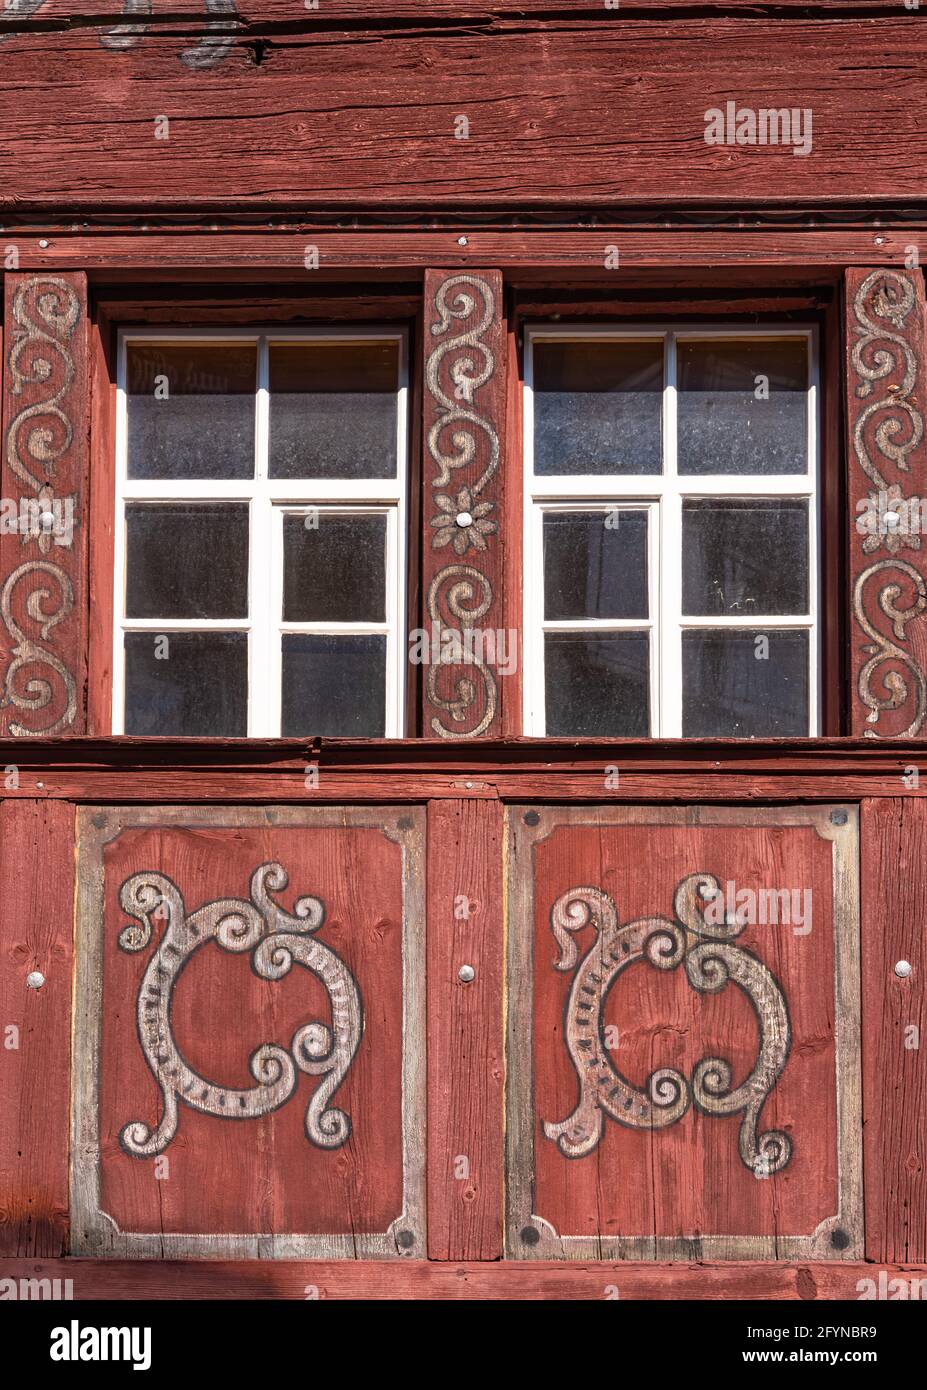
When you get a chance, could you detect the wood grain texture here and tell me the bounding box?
[71,805,427,1259]
[0,231,921,273]
[0,799,75,1257]
[1,735,927,803]
[421,270,507,738]
[845,269,927,740]
[2,1256,926,1300]
[426,799,504,1258]
[2,22,927,211]
[0,273,89,737]
[860,798,927,1264]
[507,804,862,1260]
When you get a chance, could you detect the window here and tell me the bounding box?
[113,329,408,737]
[523,325,819,737]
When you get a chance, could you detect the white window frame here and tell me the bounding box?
[523,323,820,738]
[113,326,409,737]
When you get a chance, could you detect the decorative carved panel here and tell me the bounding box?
[506,805,862,1260]
[0,271,88,736]
[72,806,425,1259]
[846,266,927,738]
[421,268,507,738]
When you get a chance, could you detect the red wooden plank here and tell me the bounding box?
[2,1256,926,1300]
[421,270,507,738]
[0,799,75,1257]
[861,798,927,1264]
[0,2,911,20]
[0,272,89,737]
[426,799,504,1258]
[845,269,927,739]
[0,231,921,273]
[1,23,926,210]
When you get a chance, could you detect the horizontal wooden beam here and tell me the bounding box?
[0,230,917,272]
[0,737,926,802]
[1,1257,926,1300]
[1,20,926,212]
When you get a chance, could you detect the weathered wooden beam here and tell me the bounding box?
[2,1256,926,1299]
[0,21,925,211]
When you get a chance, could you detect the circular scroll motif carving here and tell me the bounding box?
[544,874,792,1175]
[118,862,363,1156]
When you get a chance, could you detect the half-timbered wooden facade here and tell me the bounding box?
[0,1,926,1303]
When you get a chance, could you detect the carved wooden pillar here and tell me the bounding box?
[421,270,507,738]
[845,267,927,738]
[0,272,89,736]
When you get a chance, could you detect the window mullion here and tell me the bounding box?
[660,332,682,738]
[249,336,275,737]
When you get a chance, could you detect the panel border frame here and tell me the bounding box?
[505,802,863,1261]
[70,803,426,1260]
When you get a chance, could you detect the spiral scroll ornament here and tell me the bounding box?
[849,270,927,737]
[117,862,363,1156]
[545,874,792,1176]
[424,274,503,737]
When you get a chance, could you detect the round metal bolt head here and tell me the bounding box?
[39,238,50,249]
[457,236,468,246]
[26,971,45,989]
[895,960,913,978]
[456,511,473,528]
[458,964,476,983]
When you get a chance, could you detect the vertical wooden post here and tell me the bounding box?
[844,267,927,739]
[426,798,504,1259]
[860,798,927,1263]
[0,272,89,737]
[0,799,76,1257]
[420,269,507,738]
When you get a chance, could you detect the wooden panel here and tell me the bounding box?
[0,799,75,1257]
[3,1256,927,1301]
[507,805,862,1260]
[861,798,927,1264]
[426,799,504,1258]
[845,269,927,739]
[420,270,507,738]
[71,805,426,1258]
[0,273,89,736]
[1,22,927,210]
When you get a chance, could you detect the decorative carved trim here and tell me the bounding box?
[1,273,87,736]
[118,862,363,1157]
[422,270,505,738]
[545,875,791,1176]
[847,268,927,738]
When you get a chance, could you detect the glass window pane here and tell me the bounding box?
[682,499,808,617]
[124,632,247,736]
[282,513,386,623]
[533,339,663,475]
[545,632,650,736]
[269,341,399,479]
[127,343,256,480]
[682,629,808,737]
[677,337,808,476]
[125,504,249,620]
[281,634,386,736]
[543,510,648,620]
